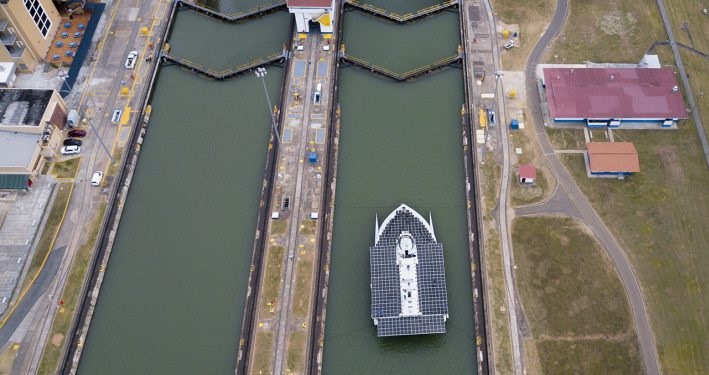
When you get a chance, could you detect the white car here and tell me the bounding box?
[91,171,103,186]
[125,51,138,69]
[61,145,81,155]
[503,40,516,50]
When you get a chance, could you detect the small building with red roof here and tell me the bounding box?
[518,164,536,184]
[543,67,687,128]
[287,0,334,33]
[585,142,640,177]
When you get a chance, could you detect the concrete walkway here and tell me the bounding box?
[522,0,661,374]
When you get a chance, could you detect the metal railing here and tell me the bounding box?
[341,53,462,81]
[179,0,286,22]
[345,0,458,22]
[161,51,284,79]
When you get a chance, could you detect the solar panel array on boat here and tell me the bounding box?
[370,207,449,337]
[377,315,446,337]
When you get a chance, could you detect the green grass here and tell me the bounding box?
[292,251,313,319]
[559,126,709,374]
[270,220,287,235]
[300,219,316,235]
[20,183,72,292]
[545,0,665,64]
[286,331,306,373]
[512,216,641,373]
[537,339,641,374]
[260,246,285,316]
[546,128,586,150]
[52,158,80,179]
[484,228,513,375]
[106,148,124,177]
[38,201,106,375]
[509,131,551,206]
[480,161,501,219]
[251,331,274,375]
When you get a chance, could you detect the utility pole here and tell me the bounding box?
[60,84,115,164]
[255,67,282,150]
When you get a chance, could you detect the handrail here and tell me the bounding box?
[178,0,286,22]
[345,0,457,22]
[341,53,462,81]
[162,52,284,79]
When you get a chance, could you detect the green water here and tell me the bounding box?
[76,52,286,375]
[343,11,460,72]
[321,68,477,373]
[169,10,290,70]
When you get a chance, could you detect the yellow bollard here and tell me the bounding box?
[140,26,149,36]
[502,29,510,38]
[120,86,129,96]
[509,88,517,99]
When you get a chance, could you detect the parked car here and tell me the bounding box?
[61,145,81,155]
[63,138,83,146]
[68,129,87,137]
[503,40,516,50]
[488,110,496,125]
[125,51,138,69]
[91,171,103,186]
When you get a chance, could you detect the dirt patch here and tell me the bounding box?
[50,333,64,348]
[596,11,637,37]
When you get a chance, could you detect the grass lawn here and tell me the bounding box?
[544,0,665,64]
[0,343,18,375]
[38,200,106,375]
[546,128,586,150]
[260,245,285,317]
[512,216,641,374]
[560,125,709,374]
[292,249,313,319]
[52,158,81,179]
[286,331,306,373]
[492,0,554,70]
[484,229,512,375]
[509,131,552,206]
[20,183,73,292]
[251,330,274,375]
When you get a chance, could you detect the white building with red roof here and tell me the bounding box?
[542,66,688,128]
[287,0,335,33]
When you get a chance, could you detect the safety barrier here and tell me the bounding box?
[345,0,458,23]
[161,51,285,79]
[340,53,462,81]
[178,0,286,22]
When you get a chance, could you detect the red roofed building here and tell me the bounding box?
[518,164,536,184]
[287,0,334,33]
[586,142,640,177]
[543,67,687,128]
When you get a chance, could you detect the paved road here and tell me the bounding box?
[522,0,661,374]
[654,0,709,170]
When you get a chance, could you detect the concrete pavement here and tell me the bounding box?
[522,0,661,373]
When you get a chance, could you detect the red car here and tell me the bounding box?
[68,129,86,137]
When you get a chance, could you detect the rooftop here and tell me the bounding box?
[519,164,536,179]
[586,142,640,173]
[0,89,54,126]
[544,67,688,120]
[287,0,332,7]
[0,131,39,168]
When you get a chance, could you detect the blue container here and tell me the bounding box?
[510,119,519,129]
[308,151,317,164]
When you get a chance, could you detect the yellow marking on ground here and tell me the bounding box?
[0,179,77,329]
[298,33,307,39]
[323,34,332,39]
[310,238,315,243]
[258,322,264,328]
[113,30,131,37]
[119,106,131,126]
[300,250,306,255]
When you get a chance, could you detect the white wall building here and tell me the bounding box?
[287,0,335,33]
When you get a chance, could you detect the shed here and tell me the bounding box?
[586,142,640,176]
[518,164,536,184]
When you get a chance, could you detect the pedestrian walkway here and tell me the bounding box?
[0,176,56,315]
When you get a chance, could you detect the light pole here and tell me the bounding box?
[255,67,282,149]
[688,90,704,114]
[59,86,115,164]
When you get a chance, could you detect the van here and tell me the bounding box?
[66,109,79,128]
[91,171,103,186]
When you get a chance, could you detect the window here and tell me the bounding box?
[23,0,52,37]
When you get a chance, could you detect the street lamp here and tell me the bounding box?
[255,67,282,149]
